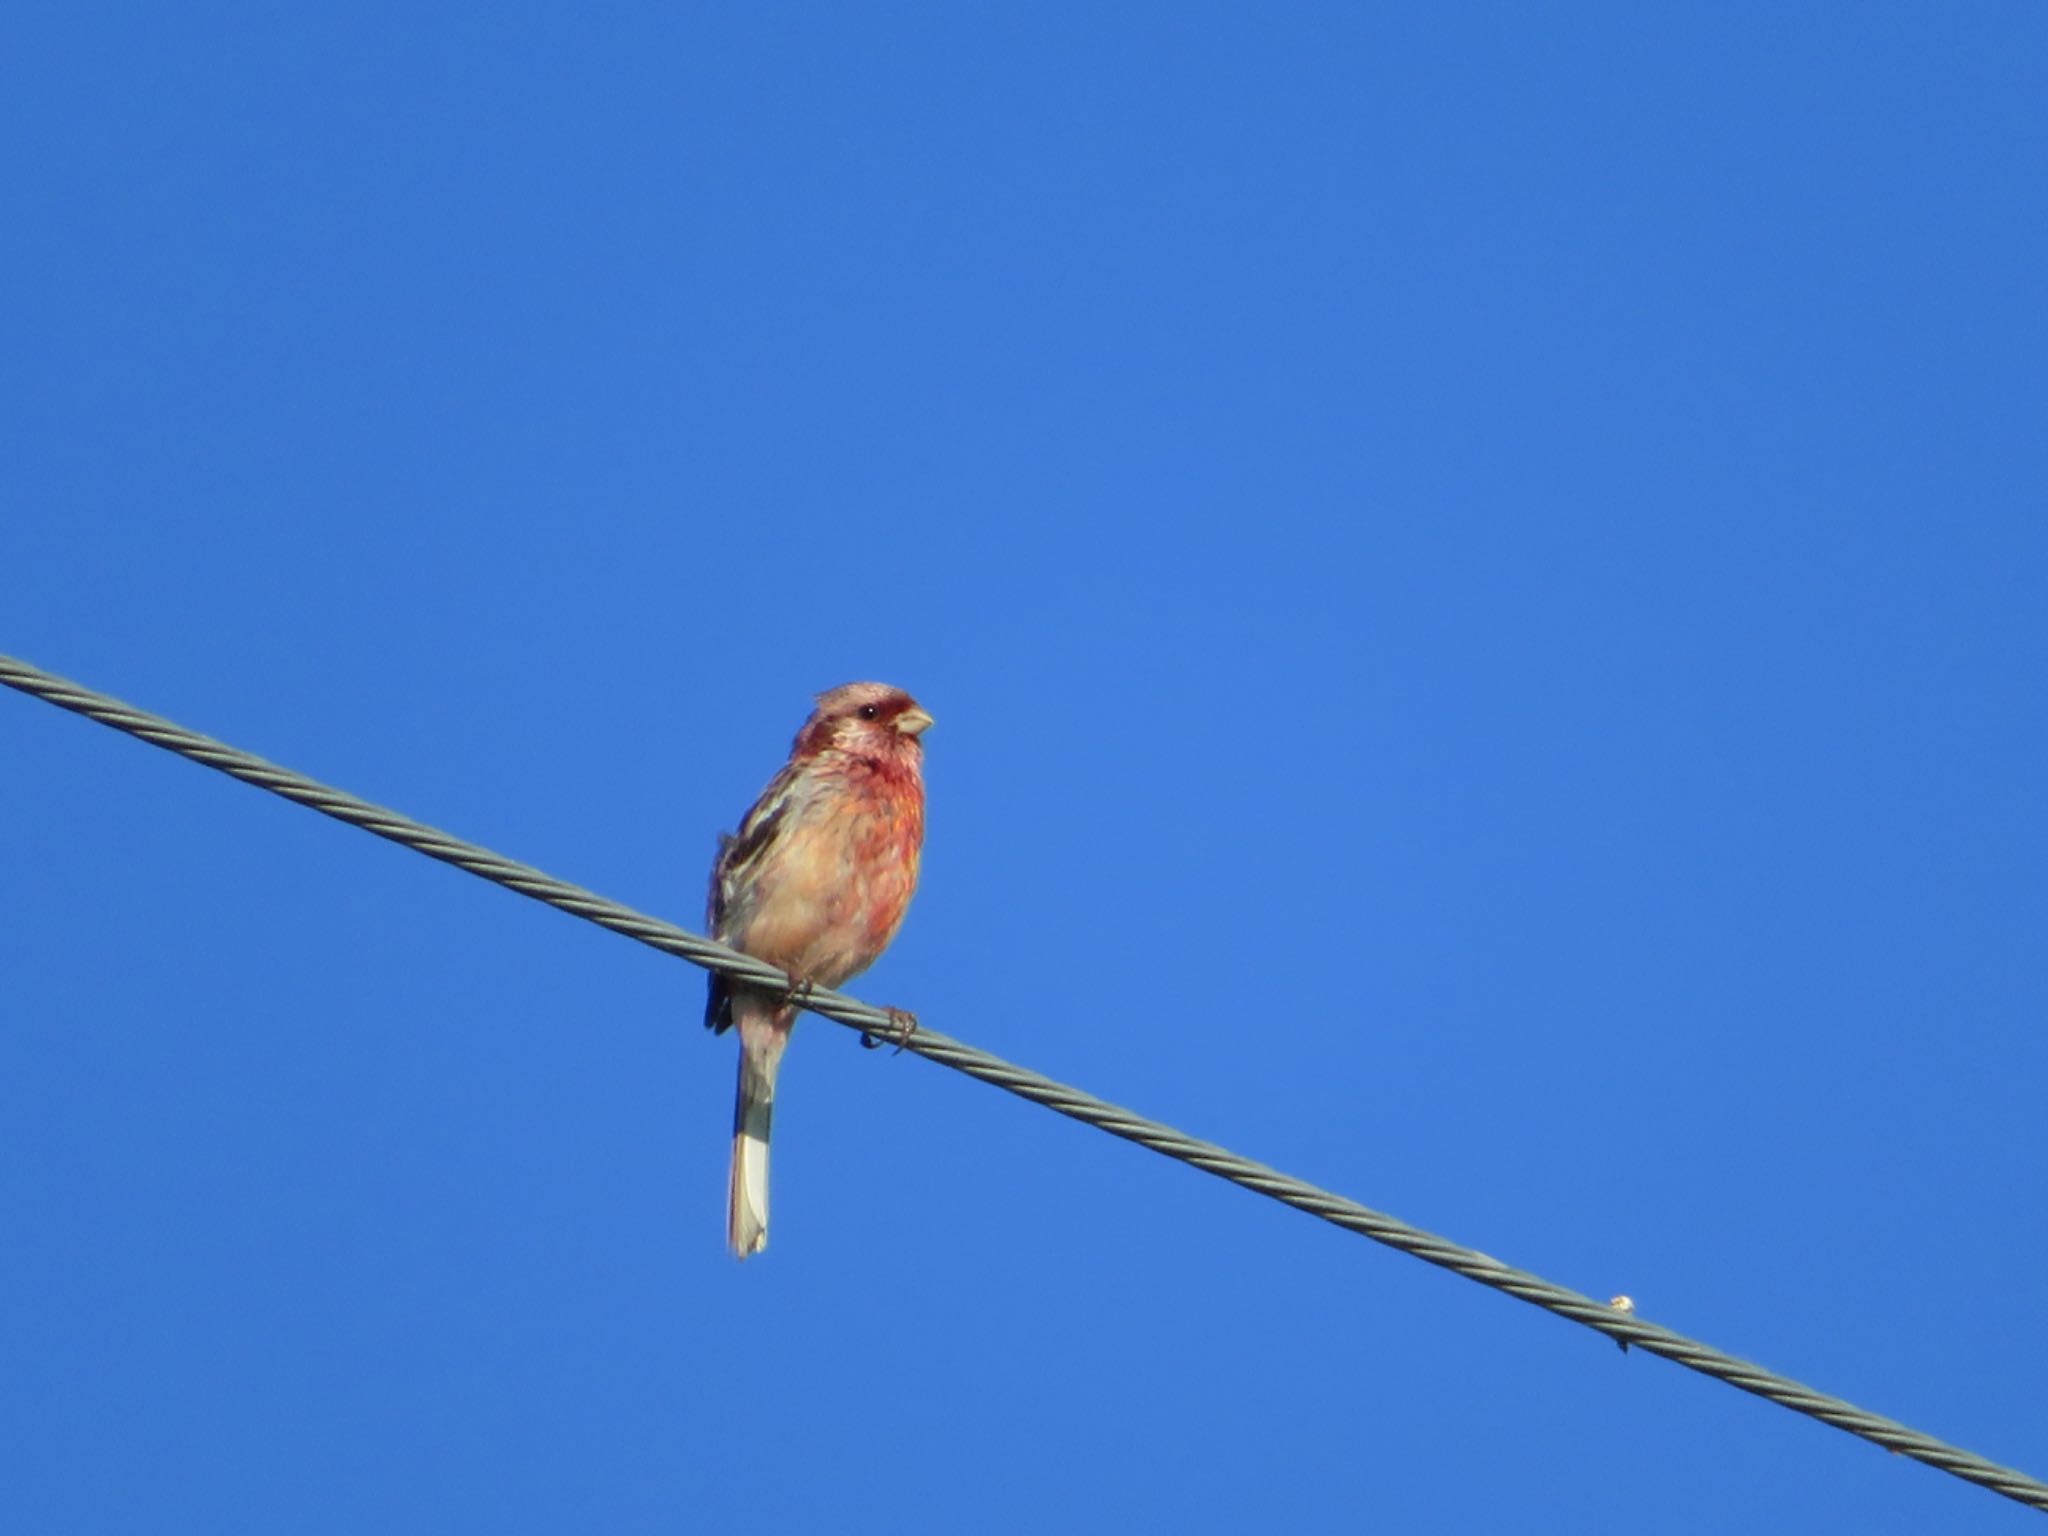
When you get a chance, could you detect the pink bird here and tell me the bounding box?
[704,682,933,1258]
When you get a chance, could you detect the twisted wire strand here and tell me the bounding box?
[4,650,2042,1515]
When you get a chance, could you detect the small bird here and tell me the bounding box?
[704,682,933,1258]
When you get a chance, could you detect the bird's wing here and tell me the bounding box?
[702,766,803,1034]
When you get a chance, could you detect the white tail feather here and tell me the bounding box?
[729,1126,771,1257]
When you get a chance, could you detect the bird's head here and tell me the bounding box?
[792,682,933,766]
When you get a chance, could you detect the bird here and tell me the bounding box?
[703,682,932,1258]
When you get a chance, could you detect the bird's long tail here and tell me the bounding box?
[728,999,793,1259]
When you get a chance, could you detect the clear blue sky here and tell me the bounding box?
[3,5,2044,1531]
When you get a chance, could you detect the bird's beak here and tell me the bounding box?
[895,706,935,737]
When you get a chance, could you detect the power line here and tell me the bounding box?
[3,649,2043,1517]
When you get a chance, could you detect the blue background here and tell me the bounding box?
[4,4,2044,1530]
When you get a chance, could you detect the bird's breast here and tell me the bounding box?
[730,770,923,987]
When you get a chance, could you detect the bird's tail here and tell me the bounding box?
[728,1001,793,1259]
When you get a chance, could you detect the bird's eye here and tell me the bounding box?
[858,704,880,721]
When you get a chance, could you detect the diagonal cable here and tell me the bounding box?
[3,649,2043,1515]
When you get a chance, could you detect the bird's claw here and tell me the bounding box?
[861,1006,919,1053]
[885,1007,919,1053]
[781,975,816,1012]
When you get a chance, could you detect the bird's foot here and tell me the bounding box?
[781,974,817,1013]
[860,1007,919,1053]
